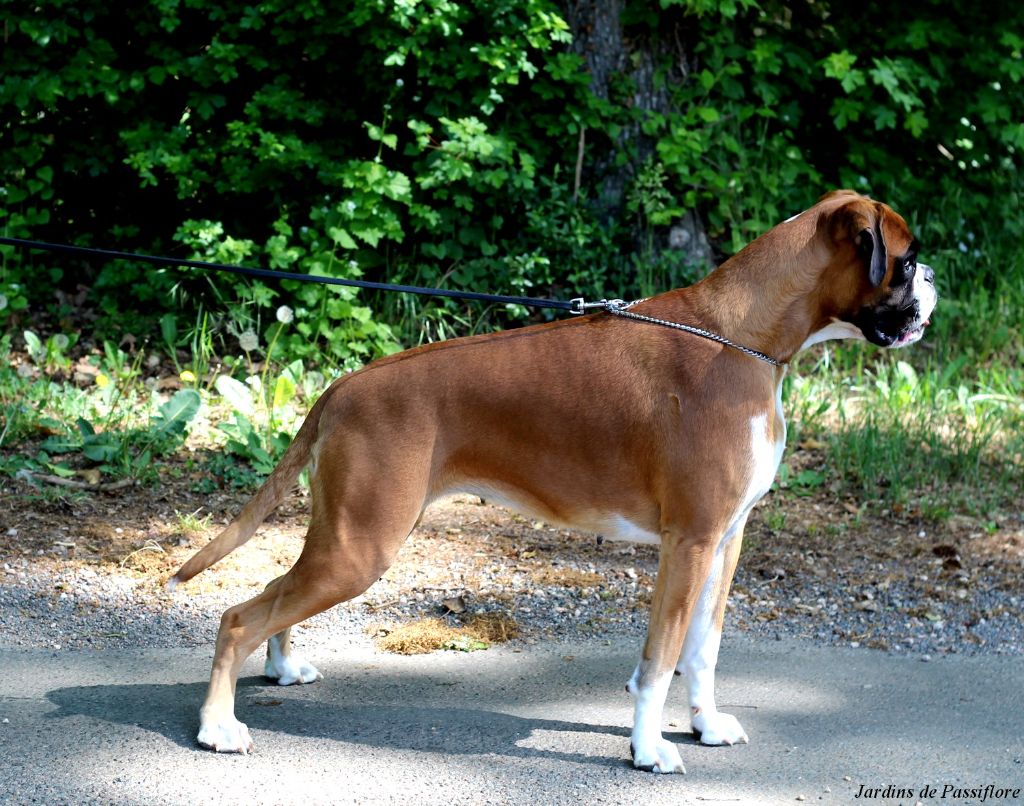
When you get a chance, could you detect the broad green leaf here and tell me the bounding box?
[83,441,121,463]
[328,227,359,249]
[160,313,178,347]
[215,375,256,416]
[272,374,296,411]
[23,330,44,361]
[40,437,79,454]
[150,389,201,441]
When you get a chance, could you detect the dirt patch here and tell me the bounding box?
[370,612,520,655]
[529,566,607,589]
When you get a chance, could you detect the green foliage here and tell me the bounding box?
[22,330,77,373]
[785,351,1023,513]
[26,388,199,481]
[650,1,1023,266]
[218,411,289,477]
[3,0,1021,360]
[1,0,606,365]
[0,329,202,481]
[1,0,1021,503]
[149,389,202,447]
[0,282,28,321]
[212,357,312,480]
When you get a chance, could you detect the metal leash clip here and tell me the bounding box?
[568,297,627,315]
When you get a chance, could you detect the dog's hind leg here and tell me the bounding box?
[195,560,340,753]
[196,461,428,753]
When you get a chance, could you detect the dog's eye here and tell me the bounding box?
[894,254,916,284]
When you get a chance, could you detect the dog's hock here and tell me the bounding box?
[197,715,255,754]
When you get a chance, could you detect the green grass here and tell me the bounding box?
[784,270,1023,518]
[0,331,320,489]
[173,507,214,536]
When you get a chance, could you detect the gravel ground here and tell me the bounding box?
[1,494,1021,659]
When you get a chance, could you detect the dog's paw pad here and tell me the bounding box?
[264,654,323,686]
[197,717,254,754]
[630,738,686,774]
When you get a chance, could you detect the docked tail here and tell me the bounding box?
[167,388,332,589]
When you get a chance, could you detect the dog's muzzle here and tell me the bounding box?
[855,263,937,349]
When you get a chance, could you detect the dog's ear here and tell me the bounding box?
[856,226,887,287]
[828,200,888,287]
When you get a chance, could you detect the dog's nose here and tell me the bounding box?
[922,264,935,284]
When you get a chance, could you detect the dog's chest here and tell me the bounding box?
[698,401,786,552]
[755,379,788,498]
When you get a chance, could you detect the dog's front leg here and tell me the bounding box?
[628,533,718,774]
[676,519,749,746]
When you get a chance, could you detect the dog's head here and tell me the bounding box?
[819,190,938,349]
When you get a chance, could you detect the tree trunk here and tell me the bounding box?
[564,0,714,272]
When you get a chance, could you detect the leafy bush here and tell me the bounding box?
[1,0,611,366]
[1,0,1020,373]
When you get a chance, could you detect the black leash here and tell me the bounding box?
[0,236,782,365]
[0,236,589,314]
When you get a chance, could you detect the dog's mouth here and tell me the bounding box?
[891,317,930,348]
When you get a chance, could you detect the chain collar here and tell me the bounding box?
[570,297,784,367]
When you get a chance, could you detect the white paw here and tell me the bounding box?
[692,710,749,746]
[197,716,254,754]
[264,654,323,686]
[630,737,686,774]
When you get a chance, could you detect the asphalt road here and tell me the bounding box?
[1,635,1021,805]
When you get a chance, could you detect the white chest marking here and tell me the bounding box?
[799,319,866,352]
[731,380,787,530]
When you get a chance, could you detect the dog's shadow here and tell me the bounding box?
[44,674,702,769]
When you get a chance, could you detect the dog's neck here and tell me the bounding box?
[652,216,842,364]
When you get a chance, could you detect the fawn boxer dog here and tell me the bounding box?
[170,190,936,772]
